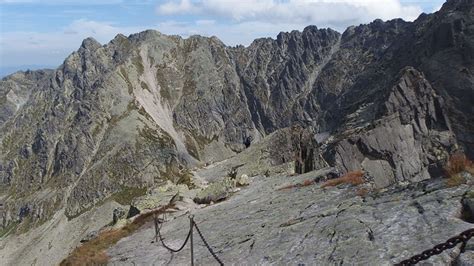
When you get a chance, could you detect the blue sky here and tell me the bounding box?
[0,0,445,76]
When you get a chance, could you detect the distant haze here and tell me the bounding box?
[0,65,54,78]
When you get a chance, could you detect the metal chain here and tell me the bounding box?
[193,220,224,265]
[396,228,474,266]
[155,213,193,253]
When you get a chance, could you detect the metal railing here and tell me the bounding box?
[154,213,224,265]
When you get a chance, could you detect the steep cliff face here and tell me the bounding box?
[0,0,473,234]
[234,27,341,133]
[318,68,456,189]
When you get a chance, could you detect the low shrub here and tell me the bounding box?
[355,187,370,197]
[444,152,473,177]
[444,152,473,187]
[60,204,172,265]
[320,170,365,188]
[276,179,315,190]
[446,173,466,187]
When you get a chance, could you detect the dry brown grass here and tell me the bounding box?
[444,152,474,177]
[321,170,365,188]
[60,204,172,266]
[276,179,315,190]
[444,152,474,187]
[355,187,370,197]
[446,173,466,187]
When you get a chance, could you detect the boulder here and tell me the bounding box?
[129,181,195,216]
[112,207,127,225]
[236,174,250,187]
[194,177,236,204]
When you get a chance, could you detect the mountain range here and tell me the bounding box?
[0,0,473,264]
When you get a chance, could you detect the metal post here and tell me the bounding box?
[154,214,159,243]
[189,215,194,266]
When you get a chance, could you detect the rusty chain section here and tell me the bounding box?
[154,213,224,265]
[396,228,474,265]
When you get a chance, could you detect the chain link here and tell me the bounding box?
[396,228,474,265]
[155,213,193,253]
[154,212,224,265]
[193,221,224,266]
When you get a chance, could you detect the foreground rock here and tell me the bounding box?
[107,169,474,265]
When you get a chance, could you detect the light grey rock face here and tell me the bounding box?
[317,67,456,187]
[458,251,474,266]
[0,70,51,129]
[361,159,394,189]
[106,170,474,265]
[0,0,472,240]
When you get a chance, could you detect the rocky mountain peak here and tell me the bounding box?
[128,29,164,43]
[441,0,474,12]
[80,37,101,51]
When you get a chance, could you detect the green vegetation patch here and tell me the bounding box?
[155,66,173,101]
[188,129,218,150]
[91,121,104,138]
[184,133,200,160]
[132,56,144,75]
[140,81,151,92]
[465,190,474,199]
[111,187,147,205]
[0,221,19,238]
[119,67,134,95]
[15,216,33,235]
[138,124,174,148]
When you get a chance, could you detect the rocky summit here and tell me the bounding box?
[0,0,474,265]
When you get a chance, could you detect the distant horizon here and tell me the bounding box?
[0,0,445,77]
[0,64,55,78]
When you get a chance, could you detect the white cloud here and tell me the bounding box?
[156,0,422,26]
[0,0,124,4]
[0,19,143,68]
[155,19,306,46]
[152,0,425,49]
[157,0,198,15]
